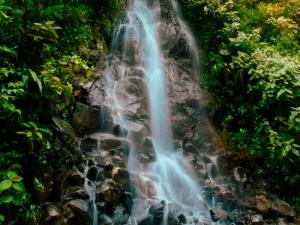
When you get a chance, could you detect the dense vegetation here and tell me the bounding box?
[1,0,299,223]
[180,0,300,209]
[0,0,121,223]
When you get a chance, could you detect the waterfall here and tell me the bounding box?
[104,0,211,224]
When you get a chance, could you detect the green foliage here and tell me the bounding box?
[0,168,29,223]
[0,0,121,223]
[180,0,300,209]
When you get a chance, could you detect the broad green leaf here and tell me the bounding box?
[29,69,42,93]
[26,131,33,138]
[12,176,23,182]
[0,214,4,222]
[12,182,25,192]
[0,195,14,203]
[34,177,44,191]
[7,171,18,180]
[0,179,12,191]
[13,194,27,205]
[36,132,43,139]
[292,149,300,156]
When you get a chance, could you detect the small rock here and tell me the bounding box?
[251,214,263,225]
[72,102,102,135]
[138,214,153,225]
[65,173,84,186]
[271,199,296,217]
[68,199,89,212]
[96,181,123,206]
[210,208,228,222]
[81,137,98,152]
[233,167,247,183]
[276,218,288,225]
[167,211,180,225]
[87,166,98,181]
[113,125,127,137]
[138,137,156,163]
[149,201,164,225]
[73,82,89,103]
[46,205,60,222]
[177,214,187,224]
[68,188,89,200]
[112,206,129,225]
[99,214,113,225]
[64,199,90,225]
[52,117,76,138]
[112,167,130,190]
[101,138,130,151]
[255,195,271,213]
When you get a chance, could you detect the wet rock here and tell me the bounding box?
[177,214,187,224]
[167,211,180,225]
[168,37,190,59]
[149,201,164,225]
[67,188,89,200]
[99,214,113,225]
[139,137,156,163]
[276,218,288,225]
[253,195,271,213]
[65,173,84,187]
[112,206,129,225]
[113,124,127,137]
[63,199,90,225]
[138,214,153,225]
[53,117,76,138]
[87,166,98,181]
[73,82,90,104]
[210,164,218,178]
[293,216,300,225]
[101,138,130,151]
[96,181,123,206]
[103,163,114,177]
[210,208,228,222]
[270,199,296,217]
[159,0,175,20]
[183,141,196,152]
[203,156,212,164]
[112,167,130,190]
[251,214,263,225]
[67,199,89,212]
[72,102,102,135]
[233,167,247,183]
[45,204,60,223]
[81,137,98,152]
[125,39,140,66]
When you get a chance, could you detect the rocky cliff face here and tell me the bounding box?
[39,1,299,225]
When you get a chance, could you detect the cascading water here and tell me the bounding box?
[103,0,212,224]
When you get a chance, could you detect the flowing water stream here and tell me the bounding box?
[106,0,210,225]
[45,1,298,225]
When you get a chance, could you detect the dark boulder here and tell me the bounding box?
[72,102,102,135]
[112,167,130,190]
[149,201,164,225]
[138,214,154,225]
[210,208,228,222]
[52,117,76,138]
[270,199,296,218]
[45,204,60,223]
[250,214,264,225]
[87,166,99,181]
[252,195,271,214]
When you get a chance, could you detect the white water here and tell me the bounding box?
[83,161,98,225]
[105,0,211,224]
